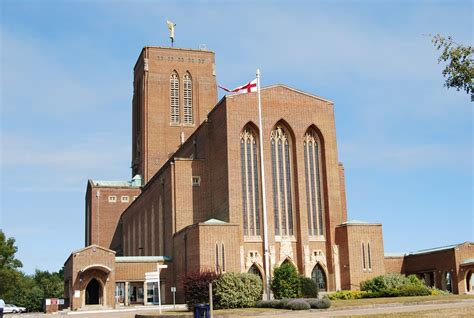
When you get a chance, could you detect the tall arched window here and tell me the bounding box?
[183,72,193,124]
[170,72,180,124]
[304,129,324,236]
[271,125,294,236]
[240,127,261,237]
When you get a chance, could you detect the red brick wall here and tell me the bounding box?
[86,182,140,251]
[132,47,218,183]
[384,256,405,273]
[336,224,385,290]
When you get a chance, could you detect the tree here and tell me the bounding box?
[0,230,23,302]
[430,34,473,99]
[0,230,23,269]
[271,262,300,299]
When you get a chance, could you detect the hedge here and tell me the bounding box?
[256,298,332,310]
[183,270,220,310]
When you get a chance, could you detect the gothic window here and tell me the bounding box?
[170,71,180,124]
[183,72,193,124]
[271,125,294,236]
[240,127,261,237]
[304,129,325,236]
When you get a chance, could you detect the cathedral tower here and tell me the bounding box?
[131,46,217,183]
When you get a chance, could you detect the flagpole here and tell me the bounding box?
[256,69,271,300]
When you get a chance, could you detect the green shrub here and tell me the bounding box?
[383,273,412,289]
[213,272,263,309]
[285,299,310,310]
[183,270,220,310]
[360,275,386,292]
[307,298,332,309]
[360,273,427,294]
[275,298,291,309]
[328,290,366,300]
[429,287,451,296]
[255,299,281,308]
[271,263,300,299]
[393,284,430,297]
[299,276,318,298]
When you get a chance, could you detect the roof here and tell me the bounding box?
[224,84,333,104]
[202,218,227,225]
[385,253,406,258]
[391,242,473,258]
[339,219,381,226]
[407,243,460,256]
[461,258,474,266]
[115,256,171,263]
[89,180,140,188]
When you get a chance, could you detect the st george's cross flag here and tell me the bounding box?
[218,79,257,94]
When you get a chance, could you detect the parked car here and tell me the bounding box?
[3,304,26,313]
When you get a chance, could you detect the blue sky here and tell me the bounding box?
[0,0,472,274]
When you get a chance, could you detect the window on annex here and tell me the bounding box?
[271,125,294,236]
[303,129,325,237]
[183,72,193,124]
[170,71,180,124]
[367,242,372,270]
[362,242,366,270]
[240,126,261,237]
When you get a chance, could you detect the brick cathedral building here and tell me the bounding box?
[63,46,474,310]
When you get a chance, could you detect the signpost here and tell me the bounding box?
[171,287,176,309]
[145,264,168,314]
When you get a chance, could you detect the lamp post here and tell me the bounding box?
[157,264,168,314]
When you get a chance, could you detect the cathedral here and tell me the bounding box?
[63,45,474,311]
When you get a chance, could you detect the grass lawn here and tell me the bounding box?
[330,294,474,309]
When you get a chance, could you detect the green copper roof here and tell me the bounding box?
[203,218,227,225]
[385,253,406,258]
[461,258,474,265]
[115,256,171,263]
[91,180,140,188]
[340,219,381,226]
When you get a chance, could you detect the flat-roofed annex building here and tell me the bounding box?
[63,45,474,311]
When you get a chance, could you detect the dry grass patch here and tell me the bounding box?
[331,294,474,309]
[340,305,474,317]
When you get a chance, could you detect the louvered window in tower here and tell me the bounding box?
[183,73,193,124]
[170,72,180,124]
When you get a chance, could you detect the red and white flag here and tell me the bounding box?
[218,79,257,94]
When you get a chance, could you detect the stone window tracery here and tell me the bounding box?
[304,129,324,236]
[170,72,180,124]
[271,125,294,236]
[240,127,261,237]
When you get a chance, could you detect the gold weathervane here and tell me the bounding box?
[167,20,176,47]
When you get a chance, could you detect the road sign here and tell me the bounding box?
[171,286,176,292]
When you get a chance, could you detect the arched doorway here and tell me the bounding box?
[311,263,327,291]
[248,263,263,281]
[86,278,101,305]
[466,270,474,293]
